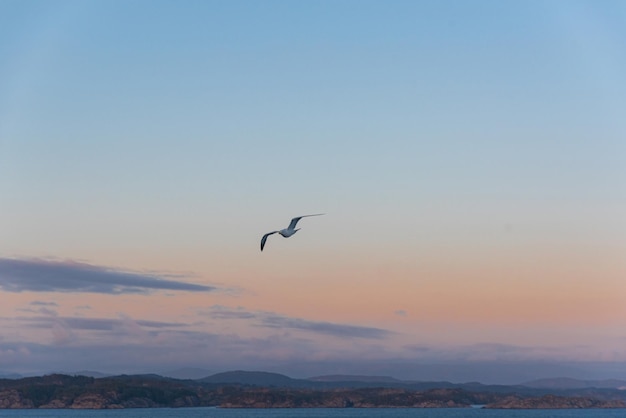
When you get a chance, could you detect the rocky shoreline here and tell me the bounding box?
[484,394,626,409]
[1,374,625,409]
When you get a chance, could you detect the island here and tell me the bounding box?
[1,372,625,409]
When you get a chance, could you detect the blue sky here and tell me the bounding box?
[1,0,625,383]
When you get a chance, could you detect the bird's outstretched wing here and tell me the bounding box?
[287,217,303,230]
[288,213,325,230]
[260,231,279,251]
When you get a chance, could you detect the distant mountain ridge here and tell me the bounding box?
[59,370,111,378]
[160,368,213,380]
[309,374,404,383]
[1,372,625,409]
[192,370,626,398]
[199,370,435,389]
[199,370,311,387]
[4,368,626,392]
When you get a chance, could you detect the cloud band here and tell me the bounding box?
[0,258,215,294]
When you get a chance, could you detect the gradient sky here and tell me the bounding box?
[1,0,625,384]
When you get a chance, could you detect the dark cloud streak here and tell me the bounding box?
[30,301,59,307]
[206,305,256,320]
[261,314,391,339]
[0,258,215,294]
[16,315,186,331]
[205,305,392,340]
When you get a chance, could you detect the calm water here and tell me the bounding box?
[0,408,625,418]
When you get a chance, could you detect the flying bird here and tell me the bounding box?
[261,214,324,251]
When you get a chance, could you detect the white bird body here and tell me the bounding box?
[278,227,299,238]
[261,214,324,251]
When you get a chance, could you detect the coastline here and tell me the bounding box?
[2,374,625,410]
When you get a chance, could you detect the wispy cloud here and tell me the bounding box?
[30,301,59,307]
[16,301,60,316]
[261,314,391,339]
[0,258,216,294]
[208,305,257,320]
[204,305,393,340]
[8,314,190,347]
[16,315,186,331]
[403,342,569,363]
[3,314,626,382]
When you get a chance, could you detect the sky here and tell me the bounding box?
[1,0,625,384]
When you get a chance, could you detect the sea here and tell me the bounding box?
[0,409,624,418]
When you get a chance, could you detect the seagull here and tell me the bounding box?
[261,214,324,251]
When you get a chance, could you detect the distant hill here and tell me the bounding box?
[193,370,626,401]
[199,370,461,390]
[1,373,625,409]
[199,370,309,387]
[108,373,182,383]
[160,368,213,380]
[63,370,111,378]
[523,378,626,390]
[309,375,404,383]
